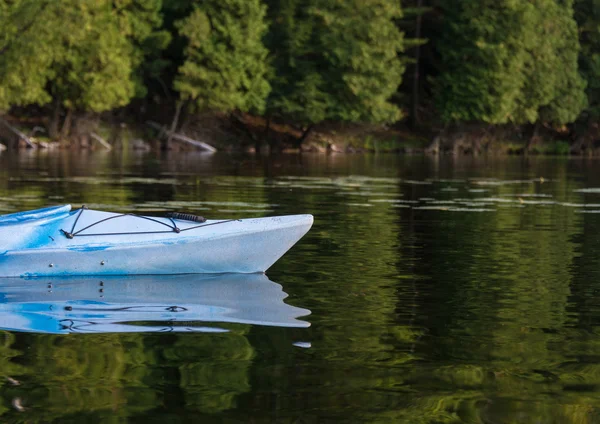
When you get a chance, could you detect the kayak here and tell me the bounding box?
[0,273,311,333]
[0,205,313,277]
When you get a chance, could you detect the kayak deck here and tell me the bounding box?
[0,205,313,277]
[0,204,71,225]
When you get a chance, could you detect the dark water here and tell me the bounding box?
[2,151,600,423]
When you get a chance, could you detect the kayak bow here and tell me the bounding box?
[0,205,313,277]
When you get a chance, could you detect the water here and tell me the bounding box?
[2,151,600,422]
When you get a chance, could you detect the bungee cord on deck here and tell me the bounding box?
[60,206,238,239]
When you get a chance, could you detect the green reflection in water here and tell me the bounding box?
[2,152,600,422]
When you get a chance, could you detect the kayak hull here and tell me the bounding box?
[0,205,313,277]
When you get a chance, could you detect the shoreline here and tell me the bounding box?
[0,113,597,156]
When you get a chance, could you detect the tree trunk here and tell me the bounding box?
[60,108,73,147]
[265,117,275,152]
[179,105,191,133]
[264,116,271,140]
[570,118,595,154]
[526,122,541,152]
[411,0,423,129]
[296,125,313,148]
[49,98,61,140]
[230,112,258,147]
[167,100,184,150]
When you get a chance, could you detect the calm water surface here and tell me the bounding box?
[1,151,600,423]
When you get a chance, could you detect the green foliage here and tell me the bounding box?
[174,0,271,113]
[52,2,136,112]
[53,0,168,112]
[265,0,406,125]
[0,0,166,113]
[1,0,597,137]
[435,0,586,126]
[575,0,600,118]
[0,1,59,110]
[113,0,172,98]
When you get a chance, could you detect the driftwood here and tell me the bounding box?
[90,132,113,150]
[0,117,35,149]
[146,121,217,152]
[30,126,48,148]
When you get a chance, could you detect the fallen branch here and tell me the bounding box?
[146,121,217,152]
[0,117,35,148]
[90,132,112,150]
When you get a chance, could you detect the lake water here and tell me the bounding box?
[1,151,600,422]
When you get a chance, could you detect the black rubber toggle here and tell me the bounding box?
[166,212,207,223]
[61,230,74,239]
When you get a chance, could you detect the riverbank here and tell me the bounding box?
[1,112,598,155]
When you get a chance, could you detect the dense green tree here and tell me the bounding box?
[0,0,60,110]
[399,0,431,128]
[2,0,597,144]
[0,1,166,119]
[173,0,270,114]
[50,3,136,114]
[49,0,168,139]
[521,1,587,125]
[265,0,406,127]
[434,0,586,126]
[118,0,172,99]
[575,0,600,119]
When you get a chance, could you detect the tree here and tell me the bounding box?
[574,0,600,120]
[434,0,586,126]
[264,0,406,128]
[0,0,60,110]
[51,4,136,114]
[50,0,168,139]
[0,0,167,136]
[173,0,271,114]
[116,0,172,100]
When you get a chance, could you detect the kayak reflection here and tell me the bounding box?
[0,273,311,334]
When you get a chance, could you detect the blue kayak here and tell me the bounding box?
[0,205,313,277]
